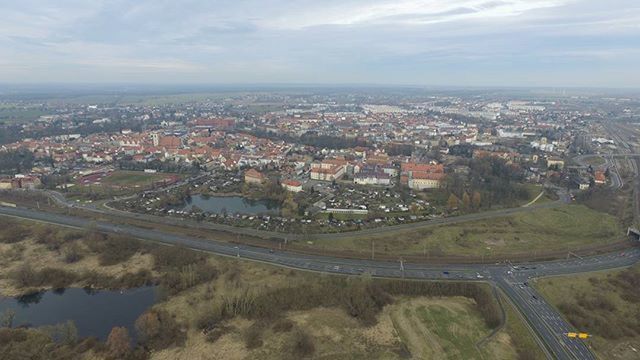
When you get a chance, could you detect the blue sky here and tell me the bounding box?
[1,0,639,87]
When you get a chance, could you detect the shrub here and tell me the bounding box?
[272,318,294,333]
[0,222,30,243]
[151,245,202,270]
[86,234,144,266]
[291,328,315,358]
[243,323,264,349]
[106,327,131,359]
[62,243,83,263]
[134,310,184,351]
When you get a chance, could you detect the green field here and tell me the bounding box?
[390,297,516,359]
[101,171,180,187]
[536,264,640,359]
[305,205,624,258]
[584,156,606,167]
[0,106,49,124]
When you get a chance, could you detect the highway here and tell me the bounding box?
[1,204,638,359]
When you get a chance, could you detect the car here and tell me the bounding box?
[442,271,450,275]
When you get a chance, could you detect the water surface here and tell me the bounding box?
[183,194,281,215]
[0,287,157,340]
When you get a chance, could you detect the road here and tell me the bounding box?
[1,204,638,359]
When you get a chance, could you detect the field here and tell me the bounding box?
[69,170,182,200]
[583,156,607,167]
[535,265,640,360]
[304,205,624,259]
[0,105,48,124]
[101,170,181,188]
[389,297,513,359]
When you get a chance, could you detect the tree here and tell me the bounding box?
[135,311,161,345]
[462,192,471,211]
[447,194,460,210]
[106,327,131,359]
[472,191,482,209]
[282,193,299,218]
[0,309,16,328]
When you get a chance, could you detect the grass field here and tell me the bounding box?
[154,269,528,360]
[535,265,640,360]
[0,107,49,124]
[102,170,180,188]
[584,156,607,167]
[390,297,514,359]
[305,205,624,258]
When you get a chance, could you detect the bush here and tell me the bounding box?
[272,318,294,333]
[0,222,30,243]
[86,234,144,266]
[243,323,264,349]
[204,325,229,343]
[151,245,202,270]
[134,310,184,351]
[291,328,315,358]
[62,243,83,263]
[159,263,218,295]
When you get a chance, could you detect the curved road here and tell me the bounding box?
[1,205,638,359]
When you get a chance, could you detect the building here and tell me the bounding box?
[408,172,446,190]
[546,157,565,170]
[281,179,303,192]
[310,163,345,181]
[157,136,181,149]
[594,170,606,185]
[401,162,445,190]
[0,179,13,190]
[244,169,265,185]
[354,171,391,186]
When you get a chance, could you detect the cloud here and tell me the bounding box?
[0,0,638,87]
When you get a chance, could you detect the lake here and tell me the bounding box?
[0,287,157,341]
[183,194,281,215]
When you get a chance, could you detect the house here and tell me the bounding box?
[408,172,446,190]
[354,171,391,186]
[281,179,303,192]
[401,162,446,190]
[0,179,13,190]
[244,169,265,185]
[546,157,565,170]
[594,170,606,185]
[310,163,345,181]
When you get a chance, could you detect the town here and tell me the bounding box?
[1,90,631,234]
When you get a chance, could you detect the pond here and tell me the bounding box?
[0,287,157,341]
[182,194,281,215]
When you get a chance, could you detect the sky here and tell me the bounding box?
[0,0,639,88]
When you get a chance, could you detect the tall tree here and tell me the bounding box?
[106,327,131,359]
[472,191,482,209]
[462,192,471,211]
[447,194,460,210]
